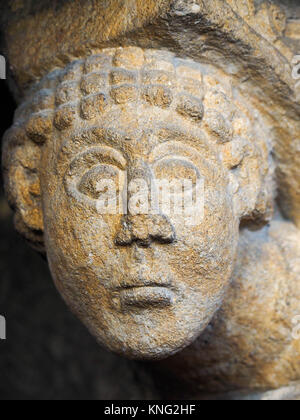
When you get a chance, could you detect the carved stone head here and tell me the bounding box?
[3,47,274,359]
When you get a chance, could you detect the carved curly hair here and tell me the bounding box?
[2,47,275,254]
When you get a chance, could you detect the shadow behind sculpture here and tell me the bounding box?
[3,48,275,360]
[1,0,300,400]
[0,80,156,400]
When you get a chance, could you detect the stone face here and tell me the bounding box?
[151,219,300,398]
[0,196,157,400]
[1,0,300,399]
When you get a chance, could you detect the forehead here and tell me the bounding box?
[60,105,212,160]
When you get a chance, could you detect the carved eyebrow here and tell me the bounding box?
[72,126,134,149]
[68,146,126,176]
[149,139,209,164]
[155,125,210,151]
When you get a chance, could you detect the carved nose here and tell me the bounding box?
[115,214,176,247]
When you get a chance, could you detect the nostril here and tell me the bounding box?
[115,214,176,247]
[151,215,176,244]
[151,231,176,244]
[136,239,152,248]
[115,222,132,246]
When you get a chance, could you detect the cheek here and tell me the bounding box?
[44,202,123,318]
[43,184,120,276]
[166,192,238,289]
[171,186,237,248]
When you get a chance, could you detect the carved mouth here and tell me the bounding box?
[114,273,174,291]
[119,286,175,309]
[110,272,175,309]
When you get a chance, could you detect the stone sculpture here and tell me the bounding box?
[1,0,300,399]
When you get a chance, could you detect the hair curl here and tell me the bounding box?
[2,47,275,253]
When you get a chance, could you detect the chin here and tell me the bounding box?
[88,309,214,361]
[97,334,199,361]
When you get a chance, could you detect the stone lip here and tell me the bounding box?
[119,286,175,309]
[113,278,174,292]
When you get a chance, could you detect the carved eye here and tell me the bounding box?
[78,164,122,200]
[153,158,200,192]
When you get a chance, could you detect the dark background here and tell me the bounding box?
[1,0,298,401]
[0,80,157,400]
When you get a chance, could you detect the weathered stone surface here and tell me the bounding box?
[0,196,156,400]
[1,0,300,400]
[151,217,300,398]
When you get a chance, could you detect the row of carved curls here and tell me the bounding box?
[12,47,207,141]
